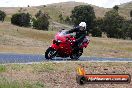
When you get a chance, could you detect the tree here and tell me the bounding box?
[93,18,104,37]
[71,5,96,30]
[113,5,119,12]
[33,11,49,30]
[127,24,132,39]
[43,5,46,7]
[58,14,64,22]
[65,16,71,24]
[0,10,6,22]
[35,10,42,18]
[103,10,125,38]
[122,20,132,39]
[130,10,132,18]
[33,18,49,30]
[90,27,102,37]
[35,10,50,19]
[18,8,23,13]
[95,18,104,31]
[11,13,31,27]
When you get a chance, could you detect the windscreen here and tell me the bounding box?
[58,30,68,36]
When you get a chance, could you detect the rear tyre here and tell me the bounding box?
[70,49,83,60]
[45,47,57,60]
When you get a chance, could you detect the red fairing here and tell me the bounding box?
[57,43,72,56]
[50,44,59,50]
[83,42,89,48]
[80,40,90,48]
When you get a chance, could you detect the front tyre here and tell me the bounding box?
[45,47,57,60]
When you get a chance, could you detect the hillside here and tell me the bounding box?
[119,1,132,19]
[0,1,132,21]
[0,1,109,22]
[38,1,109,21]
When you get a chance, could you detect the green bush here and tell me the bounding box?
[90,27,102,37]
[33,11,49,30]
[11,13,31,27]
[65,16,71,24]
[0,10,6,22]
[102,10,125,38]
[122,20,132,39]
[58,14,64,22]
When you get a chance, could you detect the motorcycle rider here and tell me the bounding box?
[67,22,87,48]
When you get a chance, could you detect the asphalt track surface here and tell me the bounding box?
[0,53,132,64]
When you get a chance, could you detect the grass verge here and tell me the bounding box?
[0,62,131,88]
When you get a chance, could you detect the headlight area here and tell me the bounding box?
[53,40,61,45]
[57,40,61,42]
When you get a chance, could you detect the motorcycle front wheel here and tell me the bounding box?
[45,47,57,60]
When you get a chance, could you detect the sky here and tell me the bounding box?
[0,0,132,8]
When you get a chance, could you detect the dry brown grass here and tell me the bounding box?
[84,37,132,58]
[0,62,132,88]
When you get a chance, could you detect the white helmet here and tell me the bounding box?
[79,22,86,29]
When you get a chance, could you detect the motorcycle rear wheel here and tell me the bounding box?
[45,47,57,60]
[70,49,83,60]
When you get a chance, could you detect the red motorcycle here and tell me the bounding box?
[45,30,90,60]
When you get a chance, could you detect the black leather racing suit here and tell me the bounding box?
[68,26,87,47]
